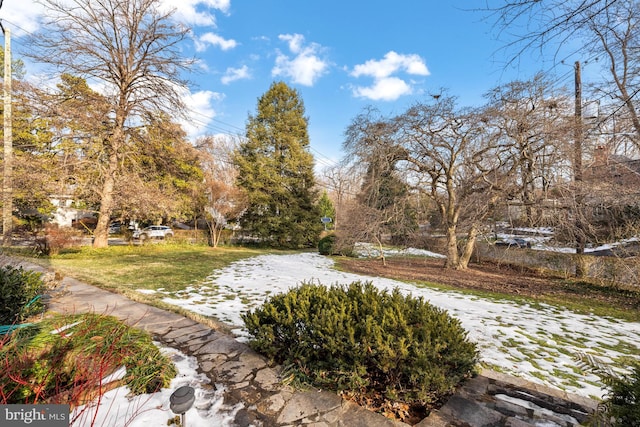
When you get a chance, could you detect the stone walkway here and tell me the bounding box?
[10,258,599,426]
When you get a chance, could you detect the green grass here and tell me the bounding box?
[20,243,270,293]
[7,243,290,331]
[5,243,635,328]
[11,244,638,325]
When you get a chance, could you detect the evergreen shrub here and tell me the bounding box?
[318,234,336,255]
[242,281,478,419]
[606,362,640,426]
[0,266,44,325]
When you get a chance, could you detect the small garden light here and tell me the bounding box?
[170,385,195,426]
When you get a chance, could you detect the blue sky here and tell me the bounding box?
[4,0,567,168]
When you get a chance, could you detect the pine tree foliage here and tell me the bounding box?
[242,281,478,416]
[358,147,417,245]
[606,364,640,427]
[318,191,336,224]
[235,81,322,248]
[0,56,56,219]
[577,352,640,426]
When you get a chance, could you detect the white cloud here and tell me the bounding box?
[0,1,45,35]
[352,77,412,101]
[4,1,232,38]
[181,90,225,139]
[221,65,250,85]
[195,33,238,52]
[279,34,305,54]
[350,51,430,101]
[160,0,231,26]
[351,51,429,79]
[271,34,329,86]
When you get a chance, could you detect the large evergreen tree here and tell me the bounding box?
[235,81,322,248]
[0,55,57,224]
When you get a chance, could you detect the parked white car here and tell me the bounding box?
[133,225,174,241]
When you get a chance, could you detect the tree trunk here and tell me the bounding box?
[212,226,222,248]
[444,226,460,269]
[375,236,386,266]
[92,148,119,248]
[457,226,479,270]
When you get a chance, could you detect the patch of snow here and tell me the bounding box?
[495,394,579,425]
[155,252,640,400]
[354,242,446,259]
[71,346,244,427]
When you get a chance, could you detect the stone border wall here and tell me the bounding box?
[473,243,640,287]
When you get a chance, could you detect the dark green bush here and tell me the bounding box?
[242,281,478,416]
[578,353,640,426]
[318,234,336,255]
[603,362,640,426]
[0,266,45,325]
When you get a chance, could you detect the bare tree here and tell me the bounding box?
[341,108,419,254]
[319,162,361,231]
[28,0,193,247]
[395,96,516,269]
[195,135,247,247]
[343,99,516,270]
[485,0,640,149]
[585,1,640,149]
[483,73,574,225]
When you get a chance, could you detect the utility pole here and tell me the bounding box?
[2,23,12,247]
[574,61,583,184]
[574,61,585,276]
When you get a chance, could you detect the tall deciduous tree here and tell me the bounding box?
[46,75,202,228]
[28,0,193,247]
[234,81,322,248]
[483,74,573,225]
[485,0,640,150]
[345,96,515,270]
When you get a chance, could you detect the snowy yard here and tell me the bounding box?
[71,346,243,427]
[145,252,640,400]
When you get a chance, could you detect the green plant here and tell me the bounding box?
[242,281,478,422]
[605,363,640,426]
[318,234,336,255]
[0,313,177,406]
[0,265,45,324]
[578,353,640,426]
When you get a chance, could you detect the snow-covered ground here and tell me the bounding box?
[493,225,639,254]
[71,346,243,427]
[147,252,640,401]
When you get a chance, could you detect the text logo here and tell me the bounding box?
[1,405,69,426]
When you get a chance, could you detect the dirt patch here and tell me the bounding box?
[335,256,640,312]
